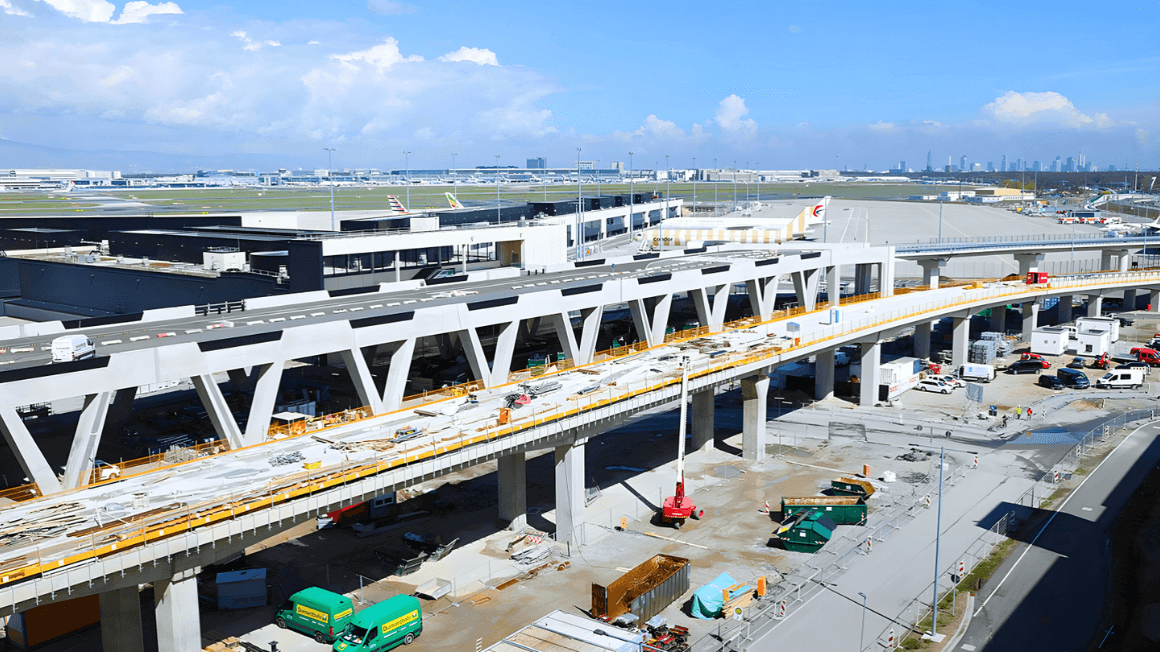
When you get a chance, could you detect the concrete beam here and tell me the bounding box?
[497,452,527,531]
[951,316,970,370]
[0,406,62,494]
[854,263,873,295]
[825,266,840,308]
[191,375,244,450]
[554,440,586,548]
[741,374,769,461]
[690,284,730,331]
[691,390,714,452]
[918,258,948,289]
[859,341,881,407]
[629,294,674,348]
[914,321,932,360]
[100,585,144,652]
[815,349,835,401]
[242,362,284,446]
[1014,253,1045,277]
[1022,301,1040,342]
[61,391,113,490]
[154,570,200,652]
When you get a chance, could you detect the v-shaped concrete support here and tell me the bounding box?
[242,362,284,446]
[461,321,519,388]
[745,276,780,320]
[791,269,820,312]
[61,391,114,490]
[690,284,730,331]
[0,405,62,494]
[192,375,244,450]
[549,306,604,366]
[628,294,673,347]
[381,338,416,411]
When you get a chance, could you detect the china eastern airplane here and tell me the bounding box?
[639,196,831,249]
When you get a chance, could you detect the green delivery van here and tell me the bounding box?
[333,595,423,651]
[275,587,355,644]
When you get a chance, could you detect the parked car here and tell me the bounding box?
[1056,368,1090,389]
[1118,316,1135,327]
[916,379,953,394]
[1067,357,1086,369]
[1038,375,1065,390]
[1007,360,1044,375]
[935,375,965,388]
[1020,353,1051,368]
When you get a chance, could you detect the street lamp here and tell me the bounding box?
[324,147,336,231]
[714,158,718,216]
[858,592,867,652]
[692,157,696,218]
[733,160,738,208]
[595,160,601,197]
[755,161,760,203]
[451,152,457,203]
[664,154,670,252]
[628,152,634,242]
[745,161,750,206]
[576,147,583,260]
[495,154,501,223]
[403,150,411,211]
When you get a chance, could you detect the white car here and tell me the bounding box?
[935,375,965,388]
[916,378,953,394]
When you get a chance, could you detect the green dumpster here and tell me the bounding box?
[830,477,876,499]
[780,496,867,525]
[775,510,836,553]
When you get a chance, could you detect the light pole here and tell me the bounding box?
[745,161,750,206]
[733,160,738,208]
[755,161,760,203]
[576,147,583,260]
[858,592,867,652]
[932,446,945,639]
[714,158,718,216]
[692,157,696,218]
[495,154,501,223]
[664,154,670,252]
[324,147,336,230]
[595,160,601,197]
[938,200,943,243]
[403,150,411,211]
[451,152,457,202]
[628,152,634,243]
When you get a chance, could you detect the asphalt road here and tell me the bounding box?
[0,252,767,368]
[962,421,1160,651]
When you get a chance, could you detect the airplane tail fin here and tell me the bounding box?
[809,196,830,225]
[387,195,408,214]
[445,192,465,209]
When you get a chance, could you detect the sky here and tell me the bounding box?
[0,0,1158,173]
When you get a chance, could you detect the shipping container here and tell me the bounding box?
[780,496,867,525]
[591,554,690,624]
[5,594,101,649]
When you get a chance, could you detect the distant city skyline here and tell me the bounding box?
[0,1,1157,172]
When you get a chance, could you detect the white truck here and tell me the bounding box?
[1095,368,1145,389]
[959,363,996,383]
[50,334,95,363]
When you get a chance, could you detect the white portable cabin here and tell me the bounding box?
[1075,329,1111,356]
[1030,327,1068,356]
[1076,316,1119,342]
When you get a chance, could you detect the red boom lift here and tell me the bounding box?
[661,356,704,528]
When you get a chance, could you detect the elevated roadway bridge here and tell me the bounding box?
[1,244,1159,650]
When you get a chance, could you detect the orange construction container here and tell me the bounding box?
[5,593,101,649]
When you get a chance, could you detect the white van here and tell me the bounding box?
[1095,368,1145,389]
[959,363,995,383]
[51,334,95,363]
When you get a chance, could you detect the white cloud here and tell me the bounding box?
[231,31,281,52]
[100,65,135,86]
[330,38,423,68]
[112,1,182,24]
[713,94,757,140]
[367,0,415,15]
[1,0,32,16]
[868,121,895,132]
[35,0,115,22]
[307,40,321,45]
[789,25,800,33]
[439,46,498,66]
[982,91,1115,129]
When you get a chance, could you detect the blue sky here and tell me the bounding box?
[0,0,1157,172]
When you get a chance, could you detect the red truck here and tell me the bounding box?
[1025,272,1050,285]
[1130,347,1160,367]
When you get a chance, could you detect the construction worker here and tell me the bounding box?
[1015,406,1023,420]
[1027,406,1034,419]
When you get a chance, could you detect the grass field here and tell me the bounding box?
[0,182,961,216]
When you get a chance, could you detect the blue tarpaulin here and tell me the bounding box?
[690,572,752,620]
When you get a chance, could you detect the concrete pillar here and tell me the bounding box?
[791,269,819,311]
[914,321,932,360]
[815,349,835,400]
[741,374,769,461]
[62,391,113,490]
[554,440,586,548]
[691,390,715,452]
[1124,288,1138,311]
[880,253,896,297]
[226,368,254,394]
[154,571,200,652]
[105,387,138,437]
[550,307,604,366]
[951,316,971,370]
[854,263,873,295]
[1087,294,1103,318]
[497,452,527,531]
[100,586,145,652]
[1014,253,1045,277]
[381,338,416,411]
[1149,288,1160,312]
[918,258,948,289]
[191,375,243,449]
[340,349,383,414]
[745,276,778,320]
[1119,252,1132,272]
[691,284,729,331]
[461,321,519,388]
[0,406,62,494]
[991,304,1007,334]
[1056,294,1072,324]
[1022,301,1040,342]
[826,266,840,308]
[242,362,284,446]
[859,341,881,408]
[629,294,674,348]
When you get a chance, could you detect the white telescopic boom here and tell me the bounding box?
[676,356,690,483]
